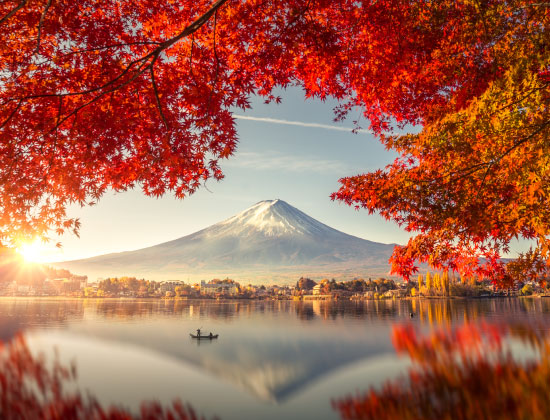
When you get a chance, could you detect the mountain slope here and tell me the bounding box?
[56,200,397,281]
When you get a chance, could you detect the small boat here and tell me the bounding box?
[190,333,219,339]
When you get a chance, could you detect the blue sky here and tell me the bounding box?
[36,86,529,263]
[33,86,405,262]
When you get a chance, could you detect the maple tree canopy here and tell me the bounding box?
[332,1,550,285]
[0,0,548,283]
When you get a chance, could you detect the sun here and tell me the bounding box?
[16,240,45,263]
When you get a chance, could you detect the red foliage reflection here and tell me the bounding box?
[0,334,209,420]
[334,323,550,420]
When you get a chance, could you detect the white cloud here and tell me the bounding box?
[224,151,350,174]
[234,115,369,134]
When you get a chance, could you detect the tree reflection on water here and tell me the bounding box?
[3,299,550,419]
[0,333,209,420]
[0,297,538,326]
[334,322,550,420]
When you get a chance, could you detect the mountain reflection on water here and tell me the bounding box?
[1,298,550,419]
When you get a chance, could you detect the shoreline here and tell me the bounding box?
[0,294,545,302]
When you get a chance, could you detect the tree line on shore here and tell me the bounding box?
[295,277,398,294]
[410,271,543,297]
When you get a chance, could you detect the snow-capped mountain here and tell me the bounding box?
[209,199,340,237]
[56,200,397,281]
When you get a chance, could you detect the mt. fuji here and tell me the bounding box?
[56,200,397,282]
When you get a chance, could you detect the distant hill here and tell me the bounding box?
[54,200,397,282]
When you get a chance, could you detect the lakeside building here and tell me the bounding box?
[3,275,87,296]
[200,280,238,296]
[383,289,408,298]
[159,281,184,294]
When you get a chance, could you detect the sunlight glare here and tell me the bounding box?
[16,240,45,263]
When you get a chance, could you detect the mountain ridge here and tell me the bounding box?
[55,200,397,282]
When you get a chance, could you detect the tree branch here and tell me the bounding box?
[189,33,195,72]
[0,99,23,130]
[519,2,550,8]
[35,0,53,54]
[472,121,549,200]
[207,9,220,114]
[158,0,228,51]
[0,0,27,26]
[150,55,168,129]
[58,41,162,59]
[7,0,230,129]
[45,56,154,134]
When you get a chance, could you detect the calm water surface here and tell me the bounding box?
[1,297,549,419]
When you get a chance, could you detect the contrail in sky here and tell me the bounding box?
[233,114,369,134]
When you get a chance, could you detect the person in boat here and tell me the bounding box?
[196,328,201,337]
[209,332,213,338]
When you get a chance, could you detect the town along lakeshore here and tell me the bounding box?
[3,271,541,300]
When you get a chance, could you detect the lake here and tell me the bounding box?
[1,297,549,419]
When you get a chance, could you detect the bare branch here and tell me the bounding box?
[519,2,550,8]
[150,55,168,129]
[11,54,152,102]
[494,120,550,163]
[159,0,228,51]
[208,9,220,114]
[10,0,229,105]
[0,0,27,26]
[473,120,549,200]
[213,9,220,69]
[3,0,229,135]
[58,41,161,58]
[46,56,154,134]
[189,34,195,74]
[35,0,53,54]
[54,95,62,135]
[0,99,23,130]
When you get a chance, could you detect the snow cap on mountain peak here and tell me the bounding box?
[255,199,280,206]
[216,199,334,237]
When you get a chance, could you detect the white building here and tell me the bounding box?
[200,280,238,295]
[160,281,184,293]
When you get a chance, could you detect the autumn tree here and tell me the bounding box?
[1,0,548,286]
[332,0,550,286]
[1,0,348,245]
[425,271,432,293]
[442,271,449,296]
[435,272,442,295]
[318,278,328,293]
[417,274,423,290]
[296,277,317,291]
